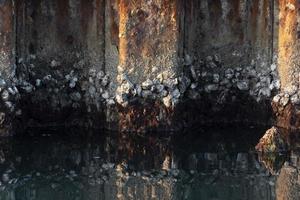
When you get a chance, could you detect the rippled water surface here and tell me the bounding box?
[0,126,293,200]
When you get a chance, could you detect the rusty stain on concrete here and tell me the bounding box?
[278,0,298,88]
[0,0,14,77]
[0,0,291,132]
[118,0,180,84]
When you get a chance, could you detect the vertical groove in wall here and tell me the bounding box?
[177,0,184,73]
[14,0,18,64]
[11,0,16,72]
[182,0,187,55]
[15,0,25,63]
[270,0,274,63]
[102,0,106,73]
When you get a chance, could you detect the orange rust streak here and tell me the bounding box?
[118,0,129,67]
[278,0,298,88]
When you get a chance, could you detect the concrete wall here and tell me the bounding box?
[0,0,14,78]
[0,0,285,131]
[0,0,16,136]
[277,0,298,88]
[118,0,182,83]
[184,0,274,69]
[16,0,105,69]
[14,0,276,88]
[269,1,300,130]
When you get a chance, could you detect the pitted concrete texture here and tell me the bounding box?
[0,0,15,136]
[2,0,299,133]
[16,0,105,70]
[0,0,14,78]
[184,0,273,70]
[119,0,181,84]
[278,0,298,89]
[105,0,119,95]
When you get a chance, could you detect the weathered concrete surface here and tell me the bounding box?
[180,0,276,129]
[184,0,273,69]
[13,0,108,127]
[118,0,181,84]
[272,102,296,129]
[0,0,14,77]
[277,0,298,88]
[105,0,119,94]
[16,0,105,69]
[0,0,15,136]
[0,0,285,133]
[269,1,300,130]
[110,0,184,131]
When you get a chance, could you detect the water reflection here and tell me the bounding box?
[256,126,300,200]
[0,126,279,200]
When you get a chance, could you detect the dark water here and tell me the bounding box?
[0,126,293,200]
